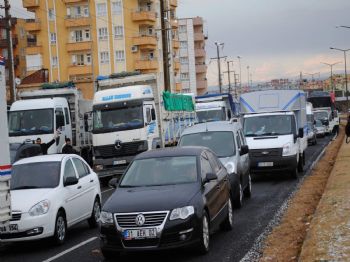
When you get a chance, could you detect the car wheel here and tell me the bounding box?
[197,211,210,254]
[243,174,252,198]
[234,183,243,208]
[88,197,101,228]
[101,248,120,259]
[297,155,304,172]
[221,198,233,231]
[53,211,67,245]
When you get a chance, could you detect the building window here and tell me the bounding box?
[85,29,90,40]
[2,48,8,59]
[180,41,188,49]
[113,26,123,38]
[1,29,6,39]
[180,73,189,80]
[52,56,58,67]
[73,30,83,42]
[97,3,107,16]
[86,53,92,64]
[98,27,108,40]
[180,57,188,64]
[83,6,89,16]
[72,54,85,66]
[100,51,110,64]
[179,25,186,33]
[48,9,55,21]
[115,50,125,62]
[50,33,56,44]
[111,1,122,14]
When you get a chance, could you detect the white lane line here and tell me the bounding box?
[42,237,98,262]
[102,188,114,194]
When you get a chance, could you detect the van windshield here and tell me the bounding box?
[196,109,226,123]
[8,109,54,137]
[244,115,294,137]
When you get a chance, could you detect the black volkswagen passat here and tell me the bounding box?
[99,147,233,258]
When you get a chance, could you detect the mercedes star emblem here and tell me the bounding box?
[114,140,122,150]
[135,214,145,226]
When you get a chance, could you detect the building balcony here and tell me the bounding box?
[65,16,91,27]
[197,80,208,90]
[196,64,207,73]
[170,0,178,8]
[23,0,39,8]
[68,64,92,76]
[135,59,158,71]
[133,35,157,50]
[173,40,179,49]
[24,19,41,31]
[132,11,157,24]
[66,41,92,52]
[63,0,88,3]
[194,33,205,42]
[0,36,18,48]
[195,48,206,58]
[175,82,182,92]
[26,42,42,55]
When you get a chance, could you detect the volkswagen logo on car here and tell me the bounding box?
[135,214,145,226]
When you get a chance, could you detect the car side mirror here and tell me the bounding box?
[64,176,78,187]
[204,172,217,184]
[108,178,119,189]
[240,145,249,155]
[298,128,304,138]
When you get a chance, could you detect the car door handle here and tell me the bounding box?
[77,185,82,189]
[90,179,94,183]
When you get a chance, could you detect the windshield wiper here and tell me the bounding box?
[11,186,40,190]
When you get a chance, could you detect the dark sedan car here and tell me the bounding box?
[100,147,233,258]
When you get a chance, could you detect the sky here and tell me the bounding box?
[5,0,350,86]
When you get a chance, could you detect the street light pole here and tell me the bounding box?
[237,56,242,94]
[330,47,350,110]
[247,66,250,88]
[321,62,342,92]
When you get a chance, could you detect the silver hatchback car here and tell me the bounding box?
[179,120,251,208]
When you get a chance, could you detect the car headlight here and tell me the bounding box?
[29,200,50,216]
[170,206,194,221]
[95,165,104,171]
[100,211,114,224]
[282,142,292,156]
[224,162,236,174]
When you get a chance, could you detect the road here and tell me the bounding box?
[0,136,331,262]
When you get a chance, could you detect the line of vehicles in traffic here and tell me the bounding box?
[0,73,339,258]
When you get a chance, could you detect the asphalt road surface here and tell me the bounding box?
[0,136,331,262]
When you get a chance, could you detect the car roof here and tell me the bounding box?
[135,146,208,160]
[181,121,241,136]
[13,154,76,165]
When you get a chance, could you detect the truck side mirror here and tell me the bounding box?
[227,109,232,120]
[240,145,249,155]
[151,108,156,121]
[298,128,304,138]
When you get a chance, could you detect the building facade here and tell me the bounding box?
[178,17,207,95]
[22,0,180,99]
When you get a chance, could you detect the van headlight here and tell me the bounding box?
[282,142,293,156]
[170,206,194,221]
[29,200,50,216]
[100,211,114,224]
[224,162,236,174]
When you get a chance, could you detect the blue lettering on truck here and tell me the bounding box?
[102,93,132,101]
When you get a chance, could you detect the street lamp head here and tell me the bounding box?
[330,47,335,50]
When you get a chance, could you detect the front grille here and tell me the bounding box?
[116,212,168,228]
[249,148,282,158]
[94,141,146,158]
[122,238,160,248]
[10,213,21,221]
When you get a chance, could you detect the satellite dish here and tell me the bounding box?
[15,78,21,85]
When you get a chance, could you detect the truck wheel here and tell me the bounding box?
[297,155,304,172]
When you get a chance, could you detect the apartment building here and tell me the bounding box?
[22,0,180,99]
[178,17,207,95]
[0,18,27,100]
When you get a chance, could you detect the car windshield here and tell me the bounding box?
[93,105,144,133]
[8,109,54,137]
[314,111,328,120]
[11,162,61,190]
[197,109,225,123]
[120,156,198,187]
[315,120,324,127]
[179,131,235,157]
[244,115,293,136]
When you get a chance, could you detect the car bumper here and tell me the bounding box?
[100,216,201,252]
[0,213,54,242]
[250,154,297,174]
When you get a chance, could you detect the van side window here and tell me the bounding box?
[56,108,65,128]
[146,108,151,123]
[64,107,70,125]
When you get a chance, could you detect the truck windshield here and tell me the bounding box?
[244,115,293,137]
[93,105,144,133]
[197,109,225,123]
[314,111,328,120]
[8,109,54,137]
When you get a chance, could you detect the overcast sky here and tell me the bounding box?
[6,0,350,86]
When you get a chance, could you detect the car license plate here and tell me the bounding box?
[258,162,274,167]
[113,160,127,166]
[0,224,18,234]
[122,228,157,240]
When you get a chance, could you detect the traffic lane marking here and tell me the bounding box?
[42,237,98,262]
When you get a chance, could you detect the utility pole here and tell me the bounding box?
[237,56,242,90]
[247,66,250,88]
[211,42,226,93]
[160,0,170,92]
[224,61,234,95]
[2,0,15,103]
[321,62,342,92]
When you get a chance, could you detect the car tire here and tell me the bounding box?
[101,248,120,259]
[221,198,233,231]
[197,211,210,255]
[88,197,101,228]
[297,155,304,172]
[243,174,252,198]
[53,211,67,245]
[234,183,243,208]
